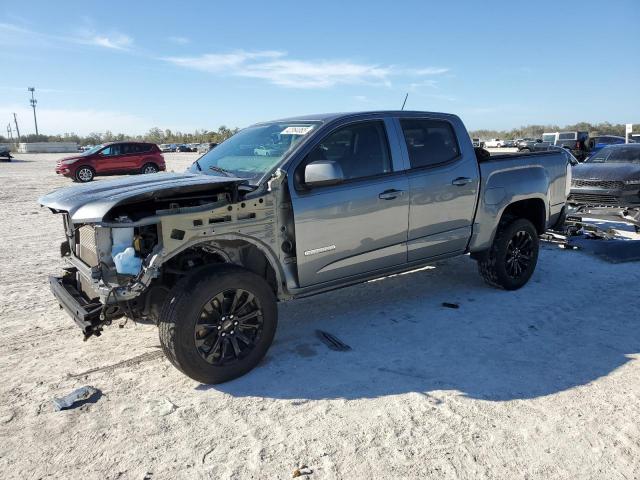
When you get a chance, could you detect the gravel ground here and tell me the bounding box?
[0,153,639,479]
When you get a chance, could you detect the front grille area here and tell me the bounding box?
[571,179,625,190]
[76,225,98,266]
[568,193,620,206]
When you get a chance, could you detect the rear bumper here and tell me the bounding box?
[49,270,104,338]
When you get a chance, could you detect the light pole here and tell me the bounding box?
[13,113,20,142]
[6,124,13,142]
[28,87,39,136]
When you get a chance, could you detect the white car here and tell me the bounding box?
[484,139,504,148]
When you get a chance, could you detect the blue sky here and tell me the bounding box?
[1,0,638,135]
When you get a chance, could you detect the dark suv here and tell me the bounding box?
[55,142,165,182]
[556,131,589,161]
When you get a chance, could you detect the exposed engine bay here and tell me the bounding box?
[45,170,296,338]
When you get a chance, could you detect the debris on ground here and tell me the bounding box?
[292,465,313,477]
[0,411,14,424]
[152,397,177,417]
[442,302,460,309]
[316,330,351,351]
[52,386,101,411]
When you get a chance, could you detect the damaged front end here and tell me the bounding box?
[49,214,166,339]
[40,172,256,339]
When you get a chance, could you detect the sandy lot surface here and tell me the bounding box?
[1,153,639,479]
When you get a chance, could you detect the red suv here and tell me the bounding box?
[55,142,166,182]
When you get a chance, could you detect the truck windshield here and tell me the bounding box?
[190,121,320,182]
[542,134,557,143]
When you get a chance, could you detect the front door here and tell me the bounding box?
[290,119,409,287]
[96,144,125,173]
[396,117,480,261]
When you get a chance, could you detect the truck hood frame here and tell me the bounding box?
[39,172,247,223]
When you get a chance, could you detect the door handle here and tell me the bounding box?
[378,189,404,200]
[451,177,472,186]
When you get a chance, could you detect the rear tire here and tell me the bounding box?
[158,265,277,384]
[141,163,158,175]
[75,166,95,182]
[477,217,539,290]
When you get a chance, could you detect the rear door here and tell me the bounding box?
[557,132,576,148]
[120,143,142,170]
[134,143,154,168]
[289,118,410,287]
[396,116,480,261]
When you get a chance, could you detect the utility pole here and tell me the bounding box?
[12,113,20,142]
[28,87,39,136]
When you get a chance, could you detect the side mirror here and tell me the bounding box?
[304,160,344,187]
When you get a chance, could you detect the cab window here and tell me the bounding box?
[400,119,460,168]
[303,121,392,181]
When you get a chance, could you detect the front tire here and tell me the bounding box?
[477,217,539,290]
[158,265,277,384]
[75,166,95,182]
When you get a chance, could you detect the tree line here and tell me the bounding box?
[469,122,640,140]
[1,121,638,145]
[0,125,239,146]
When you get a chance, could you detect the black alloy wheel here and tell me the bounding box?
[194,288,264,366]
[505,230,534,279]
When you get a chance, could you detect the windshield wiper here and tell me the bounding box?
[209,166,234,177]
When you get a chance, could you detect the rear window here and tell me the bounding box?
[558,132,576,141]
[400,119,460,168]
[134,144,152,153]
[542,134,557,143]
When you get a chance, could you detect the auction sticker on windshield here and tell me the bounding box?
[281,126,314,135]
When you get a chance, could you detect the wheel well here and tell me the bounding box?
[501,198,546,234]
[163,239,278,294]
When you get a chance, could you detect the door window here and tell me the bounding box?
[101,144,122,156]
[122,143,136,155]
[134,143,151,153]
[303,121,392,182]
[400,119,460,168]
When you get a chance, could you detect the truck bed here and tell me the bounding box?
[469,149,570,252]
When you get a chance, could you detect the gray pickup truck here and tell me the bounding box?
[40,111,570,383]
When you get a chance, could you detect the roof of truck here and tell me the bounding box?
[270,110,457,123]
